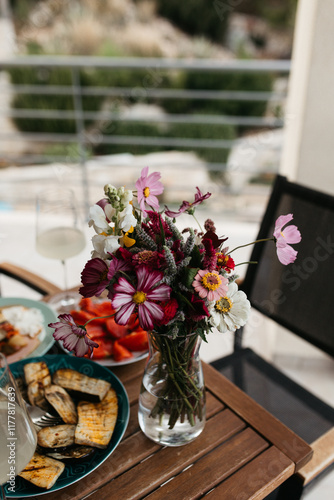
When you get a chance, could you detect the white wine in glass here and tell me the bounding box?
[36,188,86,312]
[0,353,37,498]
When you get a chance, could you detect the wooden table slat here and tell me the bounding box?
[42,431,160,500]
[203,363,313,471]
[35,344,313,500]
[205,446,294,500]
[87,409,246,500]
[144,428,268,500]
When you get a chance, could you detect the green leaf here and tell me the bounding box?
[190,245,202,267]
[159,215,166,246]
[180,267,199,289]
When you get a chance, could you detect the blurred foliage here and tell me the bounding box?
[153,0,230,44]
[234,0,298,29]
[9,64,104,134]
[93,120,236,169]
[161,70,273,132]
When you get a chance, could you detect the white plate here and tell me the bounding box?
[0,297,57,363]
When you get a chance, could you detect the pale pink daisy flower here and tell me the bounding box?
[192,269,228,302]
[111,266,171,330]
[273,214,301,265]
[49,314,99,358]
[135,167,164,216]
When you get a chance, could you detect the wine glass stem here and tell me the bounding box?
[61,259,69,293]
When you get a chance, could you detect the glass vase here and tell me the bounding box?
[138,330,206,447]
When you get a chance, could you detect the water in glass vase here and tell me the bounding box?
[138,374,205,446]
[138,335,206,447]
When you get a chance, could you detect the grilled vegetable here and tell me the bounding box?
[24,361,52,410]
[75,388,118,449]
[45,445,95,463]
[53,369,111,402]
[44,385,77,424]
[24,361,51,385]
[37,424,76,448]
[19,453,65,490]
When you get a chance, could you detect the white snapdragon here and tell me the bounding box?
[91,234,120,259]
[118,206,137,232]
[88,205,110,234]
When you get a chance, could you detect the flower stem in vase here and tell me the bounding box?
[138,331,206,446]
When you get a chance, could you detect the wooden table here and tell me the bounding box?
[42,357,313,500]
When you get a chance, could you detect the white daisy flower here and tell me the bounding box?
[208,281,250,333]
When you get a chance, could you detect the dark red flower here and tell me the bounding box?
[202,238,217,271]
[80,258,109,298]
[188,295,209,321]
[158,298,179,326]
[202,231,228,249]
[142,211,173,240]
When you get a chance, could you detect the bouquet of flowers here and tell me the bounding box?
[50,167,301,433]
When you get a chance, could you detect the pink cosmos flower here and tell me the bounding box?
[135,167,164,215]
[80,258,109,297]
[49,314,99,358]
[164,187,211,218]
[193,269,228,302]
[111,266,171,330]
[273,214,301,265]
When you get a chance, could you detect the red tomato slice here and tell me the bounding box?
[118,330,149,352]
[105,317,129,339]
[85,323,108,340]
[70,310,95,325]
[113,341,133,362]
[126,313,140,331]
[91,338,114,359]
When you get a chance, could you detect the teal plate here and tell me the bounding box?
[6,354,130,497]
[0,298,57,362]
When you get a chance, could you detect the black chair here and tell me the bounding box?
[211,175,334,499]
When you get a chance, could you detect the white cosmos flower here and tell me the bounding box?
[208,281,250,333]
[92,234,120,259]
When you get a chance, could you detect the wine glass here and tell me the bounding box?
[0,353,37,499]
[36,188,86,312]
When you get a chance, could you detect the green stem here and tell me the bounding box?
[234,261,258,267]
[191,213,203,233]
[82,313,115,328]
[228,237,274,255]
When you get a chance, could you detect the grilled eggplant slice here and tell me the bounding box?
[75,388,118,449]
[24,361,52,410]
[27,381,51,412]
[44,385,77,424]
[19,453,65,490]
[45,445,95,463]
[37,424,76,448]
[24,361,51,385]
[53,369,111,402]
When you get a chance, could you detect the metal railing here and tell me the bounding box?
[0,55,291,211]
